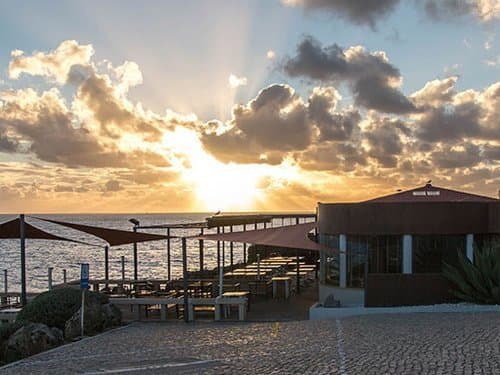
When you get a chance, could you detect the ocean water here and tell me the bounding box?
[0,213,292,293]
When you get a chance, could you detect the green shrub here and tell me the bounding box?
[0,320,28,365]
[443,241,500,304]
[16,288,108,330]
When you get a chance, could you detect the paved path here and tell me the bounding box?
[2,313,500,374]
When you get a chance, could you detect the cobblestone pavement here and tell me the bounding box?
[2,313,500,374]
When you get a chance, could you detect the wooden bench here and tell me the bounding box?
[110,297,183,320]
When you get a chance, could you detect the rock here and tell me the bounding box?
[64,303,121,339]
[323,294,341,308]
[6,323,63,357]
[102,303,122,327]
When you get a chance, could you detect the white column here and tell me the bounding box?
[402,235,412,274]
[466,234,474,263]
[339,234,347,288]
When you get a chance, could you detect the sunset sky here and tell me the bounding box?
[0,0,499,213]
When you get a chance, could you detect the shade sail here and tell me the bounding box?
[0,218,87,243]
[33,217,173,246]
[195,222,337,254]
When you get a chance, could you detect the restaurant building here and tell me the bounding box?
[317,183,500,307]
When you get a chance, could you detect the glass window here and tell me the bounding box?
[319,234,339,286]
[413,235,466,273]
[347,236,368,288]
[474,234,500,252]
[368,236,402,274]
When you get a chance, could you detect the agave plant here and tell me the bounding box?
[443,240,500,304]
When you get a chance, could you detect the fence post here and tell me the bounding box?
[48,267,54,290]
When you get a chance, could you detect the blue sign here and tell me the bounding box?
[80,263,89,289]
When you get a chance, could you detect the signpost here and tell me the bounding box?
[80,263,89,337]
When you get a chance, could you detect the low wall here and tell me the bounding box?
[365,273,456,307]
[309,303,500,320]
[319,284,364,307]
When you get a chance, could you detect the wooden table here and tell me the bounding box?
[222,291,251,311]
[271,277,292,299]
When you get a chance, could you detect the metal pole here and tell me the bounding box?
[296,250,300,294]
[63,269,67,284]
[121,256,125,283]
[243,224,247,264]
[104,245,109,287]
[20,214,27,306]
[133,226,138,280]
[199,228,204,272]
[48,267,53,290]
[230,226,233,268]
[81,289,85,337]
[222,226,225,272]
[167,228,171,281]
[182,237,189,323]
[257,254,261,280]
[3,269,7,293]
[217,227,223,297]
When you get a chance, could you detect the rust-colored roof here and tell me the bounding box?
[0,218,84,243]
[195,222,336,254]
[33,217,173,246]
[364,183,498,203]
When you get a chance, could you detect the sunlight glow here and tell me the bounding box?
[162,127,268,211]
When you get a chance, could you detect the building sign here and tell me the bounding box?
[412,191,440,196]
[80,263,89,289]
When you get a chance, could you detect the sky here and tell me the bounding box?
[0,0,499,213]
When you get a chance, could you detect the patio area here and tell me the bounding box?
[2,312,499,374]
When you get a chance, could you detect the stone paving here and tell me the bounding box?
[1,312,500,374]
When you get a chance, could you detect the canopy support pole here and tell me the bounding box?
[222,226,225,274]
[243,224,247,264]
[133,226,138,281]
[20,214,27,306]
[217,227,222,297]
[104,245,109,288]
[295,217,300,295]
[182,237,189,323]
[229,226,233,268]
[199,228,204,272]
[167,228,171,281]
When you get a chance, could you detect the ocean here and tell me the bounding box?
[0,213,287,293]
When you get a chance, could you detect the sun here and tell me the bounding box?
[162,127,266,211]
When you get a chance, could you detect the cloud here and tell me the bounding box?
[8,40,94,84]
[431,143,483,169]
[422,0,499,22]
[416,103,482,142]
[0,87,169,168]
[485,55,500,67]
[267,50,276,59]
[282,0,400,28]
[411,76,458,108]
[307,87,361,141]
[282,36,417,114]
[104,179,121,192]
[201,84,312,164]
[228,74,248,88]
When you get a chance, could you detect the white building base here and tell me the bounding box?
[309,302,500,320]
[319,284,364,307]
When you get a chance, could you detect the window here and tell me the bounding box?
[413,235,466,273]
[368,236,402,274]
[347,236,369,288]
[474,234,500,253]
[319,234,339,286]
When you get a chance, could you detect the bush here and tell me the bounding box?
[16,288,108,331]
[0,320,29,365]
[443,241,500,304]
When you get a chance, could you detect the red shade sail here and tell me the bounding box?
[33,217,173,247]
[0,218,83,243]
[195,222,337,254]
